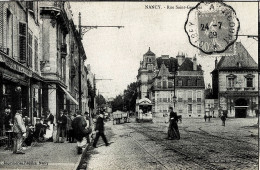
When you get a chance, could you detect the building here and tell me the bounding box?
[212,42,258,118]
[0,2,91,128]
[0,2,40,123]
[137,48,205,118]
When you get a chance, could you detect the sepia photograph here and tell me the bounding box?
[0,1,258,170]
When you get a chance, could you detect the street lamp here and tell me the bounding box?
[172,95,177,107]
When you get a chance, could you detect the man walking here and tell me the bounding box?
[93,111,109,148]
[56,110,67,143]
[13,110,26,154]
[72,111,91,154]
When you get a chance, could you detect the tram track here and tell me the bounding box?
[126,124,220,170]
[125,123,258,169]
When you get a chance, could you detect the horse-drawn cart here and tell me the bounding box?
[112,111,129,125]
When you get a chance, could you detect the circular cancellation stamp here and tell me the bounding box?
[184,2,240,55]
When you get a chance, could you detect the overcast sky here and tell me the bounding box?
[70,2,258,99]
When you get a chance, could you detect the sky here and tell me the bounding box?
[70,2,258,99]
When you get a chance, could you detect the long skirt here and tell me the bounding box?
[168,120,180,140]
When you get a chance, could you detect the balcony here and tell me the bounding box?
[244,87,255,91]
[61,44,67,57]
[0,47,9,56]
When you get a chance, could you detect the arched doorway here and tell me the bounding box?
[235,98,248,118]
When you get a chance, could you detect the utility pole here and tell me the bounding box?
[78,13,82,112]
[78,12,123,112]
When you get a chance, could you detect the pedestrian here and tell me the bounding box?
[56,110,67,143]
[46,110,54,125]
[84,112,92,143]
[168,107,180,140]
[204,114,207,122]
[66,111,74,143]
[208,115,211,122]
[221,112,226,126]
[13,110,26,154]
[72,110,91,154]
[4,107,12,131]
[93,110,109,148]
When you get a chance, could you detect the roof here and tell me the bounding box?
[138,98,152,105]
[144,47,155,56]
[176,76,205,87]
[215,42,258,70]
[157,57,178,72]
[178,58,202,71]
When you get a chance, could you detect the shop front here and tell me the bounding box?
[0,53,32,124]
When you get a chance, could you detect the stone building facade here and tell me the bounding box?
[0,2,91,127]
[137,48,205,118]
[212,42,258,118]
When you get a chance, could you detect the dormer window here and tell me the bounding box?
[237,62,242,68]
[246,78,253,87]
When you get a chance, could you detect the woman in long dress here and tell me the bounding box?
[168,107,180,140]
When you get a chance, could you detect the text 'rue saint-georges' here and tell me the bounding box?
[145,5,198,10]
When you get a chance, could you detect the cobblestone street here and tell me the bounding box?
[78,117,258,170]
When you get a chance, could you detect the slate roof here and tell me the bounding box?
[178,58,202,71]
[156,57,178,72]
[144,47,155,56]
[176,76,205,87]
[215,42,258,70]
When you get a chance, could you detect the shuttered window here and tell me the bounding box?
[34,37,38,71]
[28,30,32,67]
[19,22,27,63]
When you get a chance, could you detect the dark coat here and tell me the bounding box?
[47,114,54,124]
[95,117,104,132]
[169,111,178,122]
[72,116,90,141]
[57,114,67,128]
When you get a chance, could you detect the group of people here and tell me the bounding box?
[72,109,109,154]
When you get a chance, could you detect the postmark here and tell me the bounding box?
[185,2,240,55]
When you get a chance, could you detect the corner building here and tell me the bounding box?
[212,42,258,118]
[137,48,205,118]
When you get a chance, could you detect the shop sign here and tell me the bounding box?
[0,53,32,77]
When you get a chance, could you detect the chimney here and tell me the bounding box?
[193,55,197,71]
[215,58,218,69]
[176,52,185,66]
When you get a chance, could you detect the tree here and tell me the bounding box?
[111,95,124,112]
[96,94,106,107]
[123,82,139,112]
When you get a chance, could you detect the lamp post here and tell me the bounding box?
[173,62,177,108]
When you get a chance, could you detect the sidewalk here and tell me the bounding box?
[0,141,83,170]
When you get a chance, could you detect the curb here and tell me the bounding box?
[74,138,93,170]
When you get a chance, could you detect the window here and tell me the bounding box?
[147,64,152,71]
[178,91,183,102]
[163,81,167,89]
[228,78,234,87]
[197,104,201,113]
[168,81,173,88]
[246,78,253,87]
[157,81,161,88]
[188,104,192,113]
[187,91,192,102]
[178,80,182,86]
[6,9,13,56]
[197,79,201,86]
[19,22,27,63]
[187,79,191,86]
[197,91,202,102]
[179,110,183,113]
[28,30,33,67]
[34,37,38,71]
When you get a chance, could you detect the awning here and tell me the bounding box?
[60,86,79,105]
